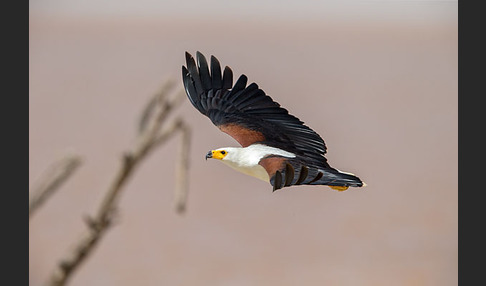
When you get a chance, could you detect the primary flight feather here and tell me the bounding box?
[182,51,365,191]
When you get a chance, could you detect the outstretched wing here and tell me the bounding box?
[182,51,328,168]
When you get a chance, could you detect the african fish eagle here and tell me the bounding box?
[182,51,365,192]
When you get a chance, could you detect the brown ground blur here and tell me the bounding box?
[29,10,457,286]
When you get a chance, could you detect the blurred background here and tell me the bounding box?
[29,0,458,285]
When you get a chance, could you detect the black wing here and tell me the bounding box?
[182,51,329,168]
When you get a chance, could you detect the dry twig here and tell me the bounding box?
[29,154,82,219]
[173,120,191,214]
[45,80,190,286]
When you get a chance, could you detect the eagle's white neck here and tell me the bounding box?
[218,144,296,182]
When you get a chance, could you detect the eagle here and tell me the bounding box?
[182,51,365,192]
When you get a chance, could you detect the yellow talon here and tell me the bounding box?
[329,185,349,192]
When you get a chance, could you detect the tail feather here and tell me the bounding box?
[314,168,364,188]
[271,163,365,191]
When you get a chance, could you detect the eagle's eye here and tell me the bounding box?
[221,150,226,155]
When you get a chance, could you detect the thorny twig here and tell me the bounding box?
[45,80,190,286]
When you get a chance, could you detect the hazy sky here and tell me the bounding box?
[30,0,457,22]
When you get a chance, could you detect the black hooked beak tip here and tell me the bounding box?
[205,151,212,160]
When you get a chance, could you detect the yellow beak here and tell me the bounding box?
[205,150,225,160]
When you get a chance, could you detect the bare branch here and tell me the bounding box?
[45,81,191,286]
[152,118,183,147]
[138,80,176,134]
[151,117,192,214]
[173,121,191,214]
[29,154,82,219]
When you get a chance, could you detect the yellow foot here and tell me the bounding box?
[329,185,349,192]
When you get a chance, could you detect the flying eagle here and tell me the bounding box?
[182,51,365,192]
